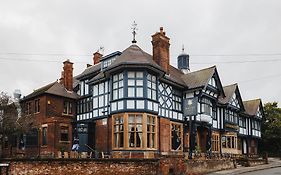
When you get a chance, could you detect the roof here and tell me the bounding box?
[219,84,237,104]
[181,66,216,89]
[23,82,79,101]
[75,63,101,80]
[167,65,185,86]
[108,44,162,71]
[243,99,262,116]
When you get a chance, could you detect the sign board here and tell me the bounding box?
[183,97,198,117]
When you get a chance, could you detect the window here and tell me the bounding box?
[252,120,261,131]
[201,98,212,116]
[113,115,124,148]
[128,114,142,148]
[35,99,40,113]
[147,115,156,148]
[42,127,47,146]
[147,74,157,100]
[112,113,157,150]
[226,110,238,124]
[221,135,237,149]
[212,134,220,152]
[239,117,246,128]
[26,102,31,115]
[171,122,183,151]
[172,89,182,111]
[112,73,124,100]
[4,136,8,149]
[91,81,110,117]
[26,130,38,146]
[208,77,216,87]
[60,126,69,142]
[127,71,143,98]
[63,101,73,115]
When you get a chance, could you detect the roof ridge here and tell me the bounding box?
[187,65,216,74]
[243,98,261,103]
[33,81,56,93]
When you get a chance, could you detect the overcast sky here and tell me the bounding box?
[0,0,281,105]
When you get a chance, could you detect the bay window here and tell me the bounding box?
[112,73,124,100]
[112,113,157,150]
[127,71,143,98]
[147,74,157,100]
[201,98,212,116]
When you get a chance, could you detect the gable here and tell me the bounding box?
[205,68,225,97]
[208,77,217,88]
[229,92,240,109]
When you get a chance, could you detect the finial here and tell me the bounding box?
[182,44,185,53]
[131,21,138,44]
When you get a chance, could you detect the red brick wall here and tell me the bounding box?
[95,117,112,153]
[95,119,108,152]
[6,157,235,175]
[159,118,170,154]
[5,94,77,158]
[8,159,158,175]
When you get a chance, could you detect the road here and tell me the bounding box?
[241,167,281,175]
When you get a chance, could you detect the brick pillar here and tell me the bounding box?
[63,59,73,91]
[93,52,103,65]
[151,27,170,74]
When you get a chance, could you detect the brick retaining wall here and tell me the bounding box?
[1,158,236,175]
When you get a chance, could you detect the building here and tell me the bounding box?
[2,60,79,158]
[74,27,263,158]
[2,27,263,159]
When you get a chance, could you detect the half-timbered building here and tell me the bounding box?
[73,27,264,158]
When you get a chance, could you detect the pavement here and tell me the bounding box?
[207,158,281,175]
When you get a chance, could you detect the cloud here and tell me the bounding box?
[0,0,280,105]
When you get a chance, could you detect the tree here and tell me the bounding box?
[0,92,18,137]
[260,102,281,156]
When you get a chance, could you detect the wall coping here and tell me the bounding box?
[0,158,160,163]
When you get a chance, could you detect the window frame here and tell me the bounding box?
[34,99,40,113]
[60,126,69,142]
[42,127,47,146]
[112,113,158,150]
[170,122,183,151]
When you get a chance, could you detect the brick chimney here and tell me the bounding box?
[63,59,73,91]
[93,51,103,65]
[151,27,170,74]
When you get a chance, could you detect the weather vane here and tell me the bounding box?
[131,21,138,44]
